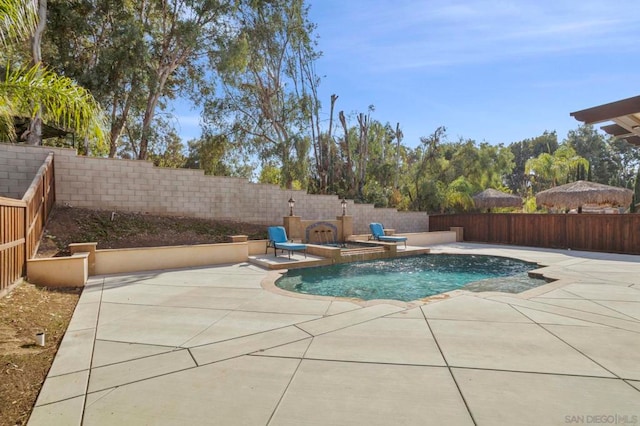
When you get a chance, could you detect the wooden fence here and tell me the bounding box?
[0,153,55,294]
[429,213,640,255]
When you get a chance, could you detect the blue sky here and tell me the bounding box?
[174,0,640,148]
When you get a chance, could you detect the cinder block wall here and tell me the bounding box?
[0,145,52,199]
[0,144,428,233]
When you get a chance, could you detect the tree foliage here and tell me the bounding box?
[525,145,589,192]
[45,0,230,159]
[205,0,318,189]
[0,0,105,145]
[7,0,640,216]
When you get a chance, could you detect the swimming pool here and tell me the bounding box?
[275,254,544,302]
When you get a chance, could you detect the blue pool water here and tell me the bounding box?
[276,254,543,302]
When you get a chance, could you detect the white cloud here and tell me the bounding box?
[313,0,640,72]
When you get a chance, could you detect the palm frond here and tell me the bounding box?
[0,102,17,141]
[0,0,38,48]
[1,63,106,142]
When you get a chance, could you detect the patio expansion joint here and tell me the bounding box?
[449,365,632,381]
[540,296,640,323]
[185,323,314,351]
[487,297,640,333]
[187,347,199,367]
[532,322,623,380]
[87,362,201,396]
[84,388,117,409]
[81,277,104,424]
[623,380,640,394]
[294,306,404,337]
[31,393,87,410]
[261,356,450,370]
[99,300,243,314]
[265,331,317,426]
[176,309,235,348]
[265,358,303,426]
[562,285,640,303]
[420,306,478,426]
[416,317,535,325]
[192,334,313,369]
[89,340,183,368]
[292,323,314,338]
[509,304,620,328]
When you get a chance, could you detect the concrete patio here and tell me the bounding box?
[29,243,640,425]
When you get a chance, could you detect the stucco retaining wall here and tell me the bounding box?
[0,144,428,233]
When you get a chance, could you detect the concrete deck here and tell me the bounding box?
[29,243,640,425]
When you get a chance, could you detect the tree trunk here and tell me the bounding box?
[394,122,402,189]
[27,0,47,146]
[339,110,354,195]
[325,94,338,191]
[138,67,172,160]
[108,86,134,158]
[356,112,369,200]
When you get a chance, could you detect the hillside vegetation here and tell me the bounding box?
[37,206,268,257]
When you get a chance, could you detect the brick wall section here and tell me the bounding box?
[0,144,428,233]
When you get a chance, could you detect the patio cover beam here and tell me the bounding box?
[570,95,640,146]
[570,95,640,124]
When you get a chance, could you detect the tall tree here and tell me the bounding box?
[206,0,319,189]
[137,0,231,160]
[404,126,446,211]
[45,0,231,159]
[46,0,148,156]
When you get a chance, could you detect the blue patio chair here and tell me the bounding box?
[267,226,307,259]
[369,223,407,248]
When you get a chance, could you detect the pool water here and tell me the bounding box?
[276,254,544,302]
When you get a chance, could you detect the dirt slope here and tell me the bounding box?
[37,206,268,257]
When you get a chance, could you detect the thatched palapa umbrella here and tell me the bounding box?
[535,180,633,210]
[473,188,522,211]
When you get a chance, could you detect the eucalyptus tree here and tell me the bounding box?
[45,0,232,159]
[136,0,233,160]
[46,0,148,157]
[403,126,446,211]
[206,0,319,189]
[0,0,105,145]
[185,133,254,178]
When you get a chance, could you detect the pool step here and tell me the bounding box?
[340,247,385,257]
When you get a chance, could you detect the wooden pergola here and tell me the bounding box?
[570,95,640,146]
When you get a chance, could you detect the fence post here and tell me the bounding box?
[22,202,28,274]
[564,214,568,249]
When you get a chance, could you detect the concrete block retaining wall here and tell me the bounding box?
[0,144,428,233]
